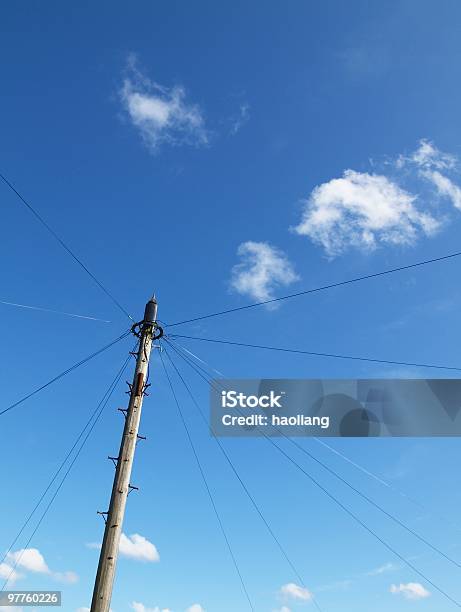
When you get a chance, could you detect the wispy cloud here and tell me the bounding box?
[87,532,159,563]
[397,139,461,209]
[120,56,208,152]
[390,582,431,600]
[231,241,299,303]
[229,103,250,135]
[367,562,398,576]
[293,170,440,257]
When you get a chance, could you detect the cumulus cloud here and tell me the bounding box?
[0,561,22,584]
[231,241,299,303]
[5,548,78,584]
[120,57,208,151]
[87,533,159,563]
[7,548,49,574]
[131,603,170,612]
[293,170,440,257]
[119,533,160,562]
[280,582,313,601]
[390,582,431,600]
[186,606,205,612]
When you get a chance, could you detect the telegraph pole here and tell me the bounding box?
[90,296,162,612]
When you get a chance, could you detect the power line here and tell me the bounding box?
[166,340,461,609]
[166,250,461,327]
[0,299,111,323]
[0,343,137,574]
[163,346,324,612]
[284,438,461,570]
[168,338,461,565]
[159,350,255,611]
[0,171,133,322]
[169,333,461,372]
[1,348,133,590]
[0,329,131,417]
[312,438,461,534]
[267,437,461,608]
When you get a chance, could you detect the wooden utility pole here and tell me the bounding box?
[90,296,161,612]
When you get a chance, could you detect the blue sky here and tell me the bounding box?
[2,1,461,611]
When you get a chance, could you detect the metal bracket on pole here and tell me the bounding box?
[128,484,139,496]
[97,511,109,525]
[108,456,119,468]
[117,408,128,419]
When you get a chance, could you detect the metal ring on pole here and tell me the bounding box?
[131,321,163,340]
[153,325,164,340]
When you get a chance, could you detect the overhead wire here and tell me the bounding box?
[0,171,133,322]
[1,345,134,590]
[165,338,461,609]
[167,338,461,561]
[0,299,111,323]
[159,350,255,611]
[169,335,461,533]
[168,335,461,533]
[162,345,325,612]
[168,334,461,373]
[312,438,461,533]
[166,250,461,327]
[0,329,131,417]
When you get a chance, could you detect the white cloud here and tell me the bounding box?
[5,548,78,584]
[186,606,205,612]
[421,169,461,210]
[274,608,291,612]
[231,241,299,303]
[119,533,160,562]
[0,561,22,584]
[390,582,431,600]
[293,170,440,257]
[398,139,461,210]
[87,533,159,563]
[280,582,313,601]
[131,603,170,612]
[398,139,457,171]
[120,57,207,151]
[7,548,49,574]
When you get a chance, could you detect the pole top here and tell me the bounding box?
[143,295,158,324]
